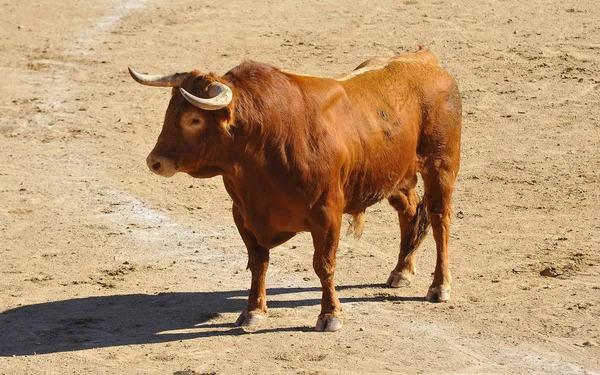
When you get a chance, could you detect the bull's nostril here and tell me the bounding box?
[152,162,162,171]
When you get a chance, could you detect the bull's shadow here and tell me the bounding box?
[0,285,424,356]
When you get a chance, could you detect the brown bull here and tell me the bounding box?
[129,46,461,332]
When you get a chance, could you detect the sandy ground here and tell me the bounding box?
[1,0,599,374]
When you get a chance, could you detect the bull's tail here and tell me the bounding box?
[347,211,366,240]
[409,198,430,253]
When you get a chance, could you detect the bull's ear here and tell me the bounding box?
[215,107,234,132]
[171,87,178,96]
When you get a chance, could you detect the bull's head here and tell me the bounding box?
[128,67,234,178]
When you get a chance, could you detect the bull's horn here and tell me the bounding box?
[179,82,232,111]
[128,67,187,87]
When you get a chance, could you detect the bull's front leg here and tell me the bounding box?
[232,206,269,327]
[309,199,344,332]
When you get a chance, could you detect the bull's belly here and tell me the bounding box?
[241,202,310,239]
[267,210,311,233]
[343,170,417,213]
[343,191,388,213]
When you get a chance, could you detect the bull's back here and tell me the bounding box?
[336,47,440,81]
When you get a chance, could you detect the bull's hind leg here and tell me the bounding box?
[422,164,458,302]
[386,188,430,288]
[420,80,461,302]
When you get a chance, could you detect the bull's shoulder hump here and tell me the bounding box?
[280,71,346,94]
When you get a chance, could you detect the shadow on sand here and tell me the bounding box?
[0,284,424,356]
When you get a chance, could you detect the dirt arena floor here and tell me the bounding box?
[1,0,599,374]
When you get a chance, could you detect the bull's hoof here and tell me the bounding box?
[315,315,342,332]
[386,270,412,288]
[234,309,265,327]
[425,286,450,302]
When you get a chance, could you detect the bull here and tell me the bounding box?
[129,46,461,332]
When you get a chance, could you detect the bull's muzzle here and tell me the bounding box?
[146,154,177,177]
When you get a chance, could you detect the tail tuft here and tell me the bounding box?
[412,198,430,250]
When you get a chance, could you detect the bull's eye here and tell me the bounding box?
[187,118,204,128]
[182,113,204,129]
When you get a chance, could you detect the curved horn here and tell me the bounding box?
[179,82,233,111]
[128,67,187,87]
